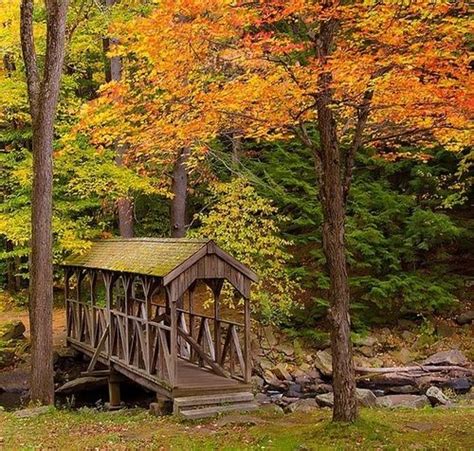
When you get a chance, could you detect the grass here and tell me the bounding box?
[0,406,472,450]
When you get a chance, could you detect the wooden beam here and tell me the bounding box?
[86,324,110,373]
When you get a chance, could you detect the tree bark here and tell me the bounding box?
[170,148,189,238]
[20,0,69,405]
[104,0,134,237]
[314,14,358,422]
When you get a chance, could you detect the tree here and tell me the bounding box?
[103,0,134,237]
[20,0,69,404]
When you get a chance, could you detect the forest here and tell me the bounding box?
[0,0,472,449]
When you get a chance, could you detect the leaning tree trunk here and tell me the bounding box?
[315,13,358,422]
[170,148,189,238]
[20,0,69,405]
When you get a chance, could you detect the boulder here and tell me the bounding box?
[315,392,334,408]
[255,393,271,405]
[386,385,419,395]
[392,348,414,365]
[314,350,332,377]
[356,388,377,408]
[56,376,108,394]
[443,377,471,394]
[14,406,50,418]
[315,388,377,408]
[259,403,285,415]
[271,364,292,381]
[285,398,318,413]
[425,386,450,406]
[455,311,474,325]
[376,394,430,408]
[353,336,378,348]
[358,346,376,358]
[287,383,303,398]
[0,348,16,368]
[423,349,468,366]
[0,321,26,341]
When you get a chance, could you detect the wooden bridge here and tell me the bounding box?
[62,238,259,418]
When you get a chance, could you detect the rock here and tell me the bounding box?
[307,368,321,380]
[0,348,16,369]
[359,346,376,358]
[314,350,332,377]
[259,403,284,415]
[356,388,377,408]
[149,400,171,416]
[423,350,468,367]
[255,393,271,405]
[315,389,376,408]
[386,385,419,395]
[252,375,265,389]
[285,398,318,413]
[260,358,274,372]
[425,386,450,406]
[376,394,430,408]
[392,348,414,365]
[280,344,294,357]
[287,383,302,398]
[14,406,50,418]
[435,322,456,338]
[443,377,471,394]
[271,364,292,381]
[56,376,108,394]
[309,383,333,394]
[401,330,415,341]
[0,321,26,341]
[353,336,378,348]
[315,393,334,408]
[455,311,474,325]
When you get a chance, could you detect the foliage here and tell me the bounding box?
[191,177,299,324]
[244,141,465,324]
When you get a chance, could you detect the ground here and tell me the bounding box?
[0,406,473,450]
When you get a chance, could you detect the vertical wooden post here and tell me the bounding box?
[188,282,195,362]
[143,276,152,374]
[123,275,131,364]
[211,279,224,365]
[103,272,113,359]
[166,285,178,387]
[108,367,121,409]
[64,268,70,339]
[90,271,97,347]
[244,296,251,383]
[214,286,221,365]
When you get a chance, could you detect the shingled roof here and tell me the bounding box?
[62,238,258,283]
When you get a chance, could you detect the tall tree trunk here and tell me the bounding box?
[315,12,358,422]
[170,148,189,238]
[104,0,134,237]
[20,0,69,405]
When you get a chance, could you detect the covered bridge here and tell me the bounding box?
[62,238,259,418]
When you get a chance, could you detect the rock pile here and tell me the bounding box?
[253,334,473,413]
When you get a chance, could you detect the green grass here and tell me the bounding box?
[0,406,473,450]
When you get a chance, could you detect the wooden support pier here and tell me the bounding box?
[62,238,259,417]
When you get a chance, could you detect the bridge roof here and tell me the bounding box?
[62,238,258,284]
